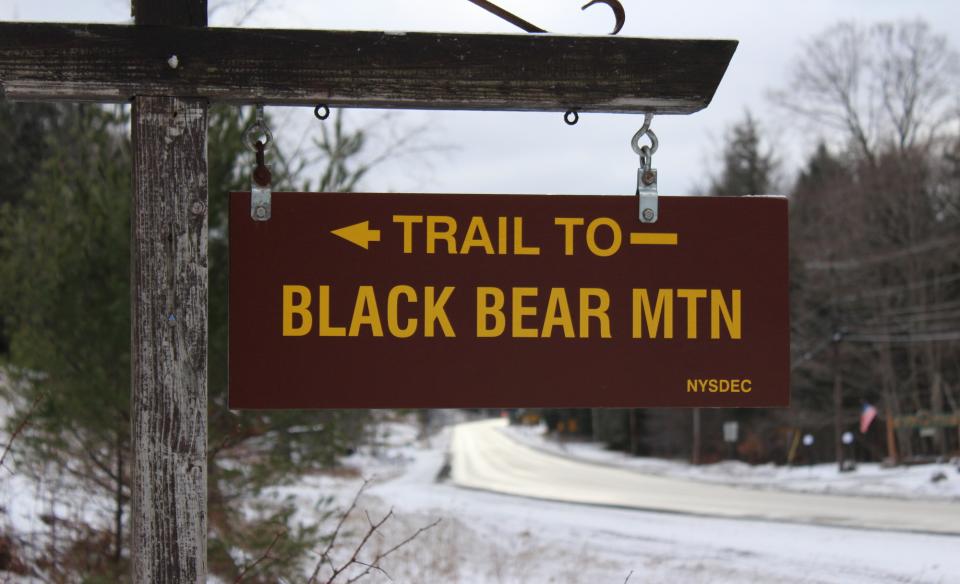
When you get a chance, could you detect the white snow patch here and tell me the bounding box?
[502,422,960,502]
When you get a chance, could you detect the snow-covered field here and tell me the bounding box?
[502,422,960,502]
[249,414,960,583]
[4,405,960,583]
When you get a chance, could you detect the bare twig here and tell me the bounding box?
[233,529,286,584]
[325,508,394,584]
[0,393,44,473]
[308,479,372,583]
[343,518,442,584]
[308,478,441,584]
[624,569,635,583]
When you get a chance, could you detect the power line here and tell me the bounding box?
[831,272,960,304]
[864,300,960,319]
[844,331,960,344]
[804,236,960,271]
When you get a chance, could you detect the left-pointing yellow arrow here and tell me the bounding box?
[331,220,381,250]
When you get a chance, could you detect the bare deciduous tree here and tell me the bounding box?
[773,20,960,165]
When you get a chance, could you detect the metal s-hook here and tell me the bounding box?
[633,113,659,223]
[242,104,274,152]
[631,112,659,160]
[244,104,274,221]
[465,0,626,35]
[581,0,626,35]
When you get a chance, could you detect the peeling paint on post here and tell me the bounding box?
[131,2,208,582]
[131,96,208,583]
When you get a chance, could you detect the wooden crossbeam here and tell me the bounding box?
[0,22,736,114]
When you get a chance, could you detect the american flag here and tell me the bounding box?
[860,403,878,434]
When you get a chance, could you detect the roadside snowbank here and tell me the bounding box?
[501,422,960,502]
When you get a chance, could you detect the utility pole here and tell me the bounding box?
[832,331,844,472]
[692,408,701,465]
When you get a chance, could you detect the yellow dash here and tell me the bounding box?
[630,232,678,246]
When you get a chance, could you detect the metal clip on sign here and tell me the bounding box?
[244,104,273,221]
[633,113,659,223]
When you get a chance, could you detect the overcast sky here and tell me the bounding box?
[3,0,959,195]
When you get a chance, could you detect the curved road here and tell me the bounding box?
[450,418,960,535]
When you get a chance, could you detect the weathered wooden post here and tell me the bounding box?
[130,1,208,581]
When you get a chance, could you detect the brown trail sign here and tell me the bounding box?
[230,192,789,409]
[0,0,741,579]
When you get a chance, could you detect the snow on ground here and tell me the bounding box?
[1,372,115,543]
[5,404,960,583]
[251,414,960,584]
[502,422,960,502]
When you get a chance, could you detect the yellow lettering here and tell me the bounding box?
[497,217,508,255]
[425,286,456,337]
[541,288,575,338]
[318,285,346,337]
[282,285,312,336]
[512,287,539,338]
[393,215,423,254]
[349,286,383,337]
[427,216,458,254]
[677,289,707,339]
[477,287,506,337]
[586,218,622,257]
[513,217,540,255]
[387,285,418,338]
[711,289,742,339]
[579,288,611,338]
[554,217,585,255]
[460,216,495,255]
[632,289,674,339]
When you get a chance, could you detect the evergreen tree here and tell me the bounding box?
[708,112,778,196]
[0,104,132,576]
[0,102,61,355]
[1,105,377,580]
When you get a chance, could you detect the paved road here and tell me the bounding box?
[450,418,960,535]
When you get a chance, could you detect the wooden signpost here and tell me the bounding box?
[0,1,742,580]
[230,192,789,409]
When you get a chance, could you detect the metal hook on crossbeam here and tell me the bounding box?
[242,104,273,152]
[633,113,660,223]
[244,104,274,221]
[465,0,626,35]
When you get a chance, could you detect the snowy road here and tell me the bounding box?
[354,418,960,583]
[450,418,960,535]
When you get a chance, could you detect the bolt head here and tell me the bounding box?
[254,205,267,219]
[642,208,655,221]
[643,171,656,185]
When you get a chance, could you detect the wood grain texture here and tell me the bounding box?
[131,96,208,583]
[0,22,737,114]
